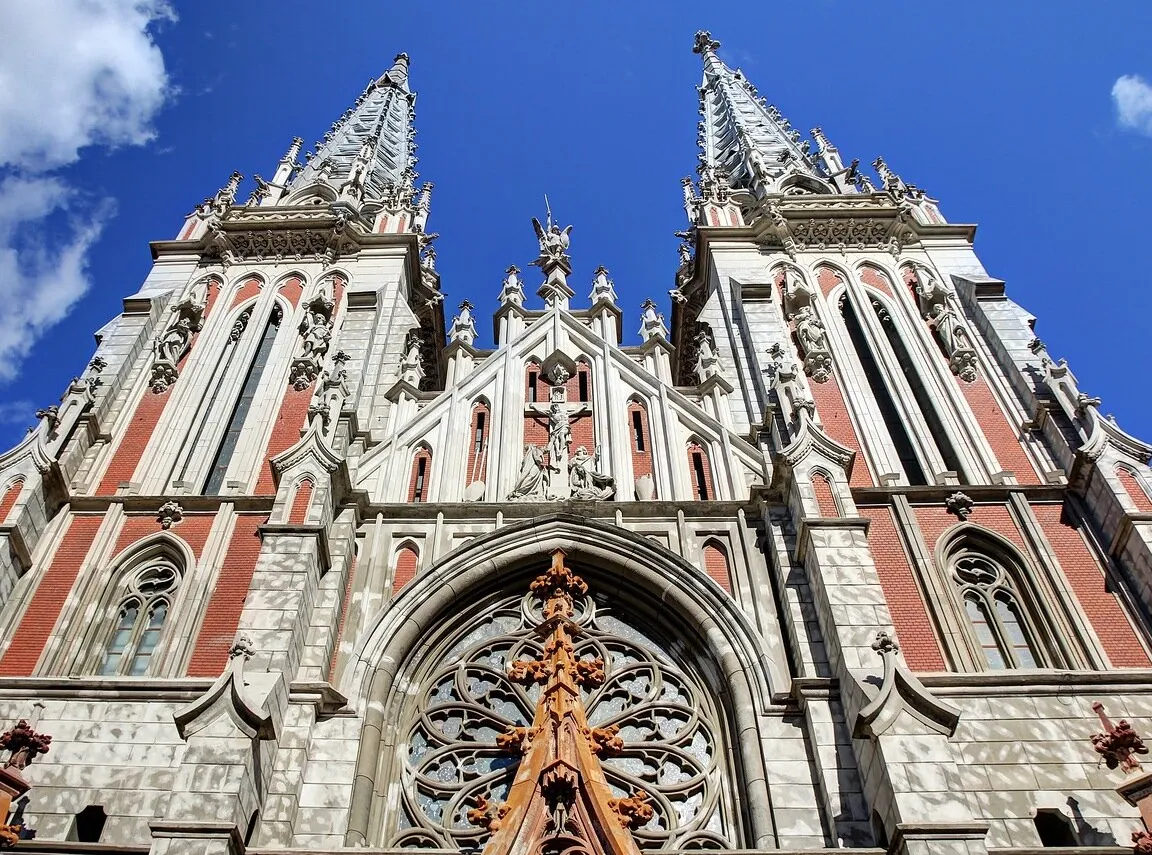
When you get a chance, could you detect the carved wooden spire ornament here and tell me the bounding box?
[468,550,652,855]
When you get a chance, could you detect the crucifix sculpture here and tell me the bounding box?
[525,365,591,500]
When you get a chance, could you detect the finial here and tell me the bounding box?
[693,31,720,54]
[382,52,410,88]
[281,137,303,164]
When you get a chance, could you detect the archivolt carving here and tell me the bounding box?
[391,588,735,850]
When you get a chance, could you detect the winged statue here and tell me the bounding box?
[531,216,573,261]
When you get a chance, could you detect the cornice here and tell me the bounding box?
[851,483,1067,505]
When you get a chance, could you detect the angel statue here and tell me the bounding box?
[531,216,573,262]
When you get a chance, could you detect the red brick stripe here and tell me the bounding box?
[1117,467,1152,513]
[0,478,25,523]
[702,542,732,592]
[860,506,947,671]
[186,513,265,676]
[1031,503,1151,668]
[0,515,104,675]
[287,480,313,525]
[97,282,219,495]
[812,472,837,516]
[393,545,419,590]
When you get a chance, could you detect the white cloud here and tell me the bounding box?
[0,177,112,382]
[1113,74,1152,136]
[0,0,174,382]
[0,0,175,171]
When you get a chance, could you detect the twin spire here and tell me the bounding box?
[285,52,421,205]
[689,30,908,202]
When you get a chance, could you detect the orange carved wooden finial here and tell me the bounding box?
[466,550,649,855]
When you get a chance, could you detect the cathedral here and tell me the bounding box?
[1,29,1151,855]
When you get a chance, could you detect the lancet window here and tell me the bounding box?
[205,306,282,494]
[687,441,714,501]
[946,541,1043,670]
[409,446,433,503]
[869,296,965,481]
[98,560,181,676]
[388,568,739,850]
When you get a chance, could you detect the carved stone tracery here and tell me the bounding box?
[392,554,734,851]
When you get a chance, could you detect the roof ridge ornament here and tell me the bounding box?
[466,550,651,855]
[692,30,720,55]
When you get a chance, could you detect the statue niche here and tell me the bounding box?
[150,277,214,393]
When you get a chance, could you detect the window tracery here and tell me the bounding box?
[391,582,737,850]
[949,550,1040,670]
[98,561,180,676]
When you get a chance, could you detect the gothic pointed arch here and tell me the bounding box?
[408,443,433,503]
[933,525,1065,671]
[344,515,785,850]
[81,533,194,678]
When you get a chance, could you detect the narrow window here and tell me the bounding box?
[690,447,710,500]
[964,597,1006,670]
[839,294,927,485]
[71,806,107,843]
[578,369,589,402]
[528,370,538,402]
[474,412,486,455]
[632,410,645,452]
[872,298,965,481]
[1034,810,1078,847]
[205,307,282,494]
[413,457,427,502]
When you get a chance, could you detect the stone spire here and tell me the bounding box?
[692,30,829,197]
[466,551,652,855]
[287,52,418,204]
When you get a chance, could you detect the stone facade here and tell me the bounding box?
[0,34,1148,855]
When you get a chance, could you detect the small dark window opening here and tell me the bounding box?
[578,370,589,402]
[72,805,107,843]
[244,810,260,846]
[871,812,889,849]
[413,456,428,503]
[631,410,645,452]
[691,451,709,500]
[1034,810,1078,847]
[474,412,486,454]
[528,371,538,402]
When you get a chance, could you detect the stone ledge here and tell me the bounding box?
[921,669,1152,696]
[0,677,351,714]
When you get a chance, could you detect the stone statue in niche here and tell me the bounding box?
[155,317,193,366]
[569,446,615,500]
[290,311,334,390]
[508,445,549,501]
[792,305,833,384]
[913,270,978,382]
[299,311,332,359]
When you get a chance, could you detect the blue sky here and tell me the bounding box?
[1,1,1151,451]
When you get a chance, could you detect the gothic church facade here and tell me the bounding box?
[0,31,1150,855]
